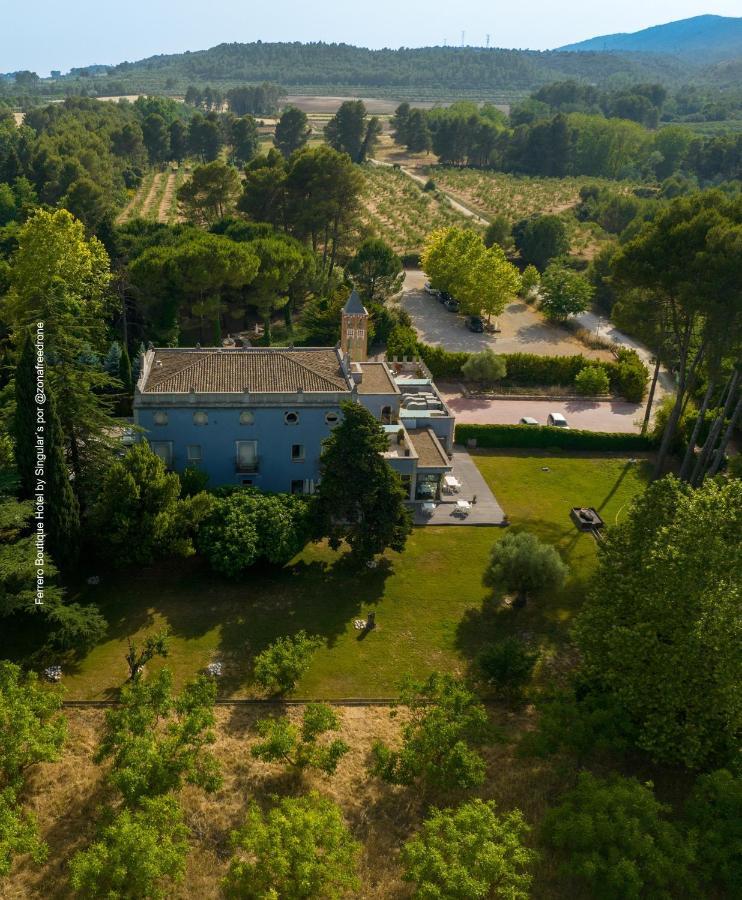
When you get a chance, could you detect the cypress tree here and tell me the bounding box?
[118,344,132,393]
[12,332,37,499]
[44,382,81,572]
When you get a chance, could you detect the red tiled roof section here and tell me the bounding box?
[142,349,350,394]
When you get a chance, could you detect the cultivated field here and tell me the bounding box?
[117,165,187,225]
[359,164,475,255]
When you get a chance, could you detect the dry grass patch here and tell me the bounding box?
[8,702,574,899]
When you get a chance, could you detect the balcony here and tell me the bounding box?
[235,456,260,473]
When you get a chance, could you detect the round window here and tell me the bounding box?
[325,412,339,426]
[153,411,168,426]
[284,411,299,425]
[193,411,208,426]
[240,410,254,425]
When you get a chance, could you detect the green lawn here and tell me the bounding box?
[63,452,651,699]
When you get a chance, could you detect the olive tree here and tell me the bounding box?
[484,532,567,608]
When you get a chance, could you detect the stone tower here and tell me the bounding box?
[340,289,368,362]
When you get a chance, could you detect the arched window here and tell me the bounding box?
[381,405,393,424]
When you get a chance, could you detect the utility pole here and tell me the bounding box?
[486,34,490,48]
[461,30,465,47]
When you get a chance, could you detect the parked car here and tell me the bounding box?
[444,297,460,312]
[424,281,439,297]
[466,315,485,333]
[547,412,569,428]
[519,416,538,426]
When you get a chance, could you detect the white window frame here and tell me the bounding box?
[346,328,355,337]
[284,411,299,425]
[325,411,339,426]
[291,443,305,462]
[235,440,258,472]
[186,444,202,463]
[150,441,173,468]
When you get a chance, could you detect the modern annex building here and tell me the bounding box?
[134,292,455,500]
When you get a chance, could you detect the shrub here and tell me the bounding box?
[461,350,507,384]
[575,364,610,395]
[519,264,540,299]
[456,423,655,451]
[543,773,693,900]
[513,215,569,270]
[178,465,209,497]
[402,799,537,899]
[253,631,322,695]
[423,178,436,192]
[478,638,538,692]
[484,531,567,607]
[612,347,648,402]
[386,324,419,358]
[250,703,350,775]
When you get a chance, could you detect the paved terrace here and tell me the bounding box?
[411,449,505,526]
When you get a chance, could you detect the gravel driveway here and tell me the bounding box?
[401,270,610,360]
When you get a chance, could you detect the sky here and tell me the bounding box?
[1,1,740,75]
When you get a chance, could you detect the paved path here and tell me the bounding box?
[412,449,505,526]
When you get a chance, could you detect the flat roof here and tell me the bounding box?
[355,362,398,395]
[406,428,451,470]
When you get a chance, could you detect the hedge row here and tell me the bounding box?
[455,423,656,451]
[418,344,648,402]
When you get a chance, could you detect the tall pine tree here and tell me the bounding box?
[12,332,37,500]
[44,382,80,572]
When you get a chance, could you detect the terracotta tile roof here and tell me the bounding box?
[355,362,398,395]
[406,428,451,469]
[141,348,350,394]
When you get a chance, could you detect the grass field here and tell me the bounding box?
[359,164,475,255]
[62,452,652,701]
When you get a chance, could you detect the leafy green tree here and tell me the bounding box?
[477,638,538,693]
[11,331,37,499]
[573,476,741,769]
[386,324,419,358]
[461,350,507,384]
[253,631,323,696]
[483,215,511,250]
[347,238,403,304]
[230,115,259,166]
[168,119,189,163]
[403,108,432,153]
[484,531,567,608]
[519,264,540,299]
[543,773,693,900]
[197,491,310,578]
[372,673,489,791]
[401,799,537,900]
[141,113,171,164]
[685,769,741,894]
[90,441,207,568]
[0,662,66,878]
[324,100,379,162]
[512,215,568,270]
[96,669,221,806]
[68,795,189,900]
[274,106,311,157]
[223,792,360,899]
[574,364,609,395]
[124,629,170,682]
[44,382,81,571]
[251,703,349,775]
[188,111,223,161]
[316,401,412,563]
[0,788,47,879]
[539,264,593,321]
[177,161,242,225]
[245,235,305,343]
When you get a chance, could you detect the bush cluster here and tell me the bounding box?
[417,342,647,401]
[456,423,655,451]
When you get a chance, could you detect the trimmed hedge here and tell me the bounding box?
[418,343,648,402]
[455,423,656,451]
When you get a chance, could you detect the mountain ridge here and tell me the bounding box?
[558,14,742,62]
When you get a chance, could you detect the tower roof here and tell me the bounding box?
[343,290,367,315]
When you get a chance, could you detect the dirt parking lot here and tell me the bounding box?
[401,269,610,360]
